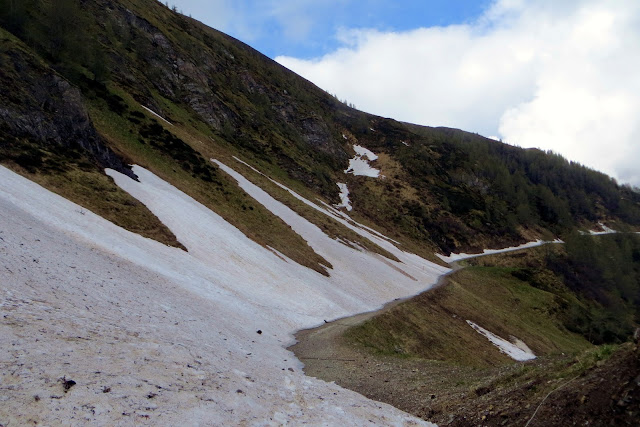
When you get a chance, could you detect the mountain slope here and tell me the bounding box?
[2,1,640,425]
[0,159,445,425]
[292,239,640,426]
[2,0,639,262]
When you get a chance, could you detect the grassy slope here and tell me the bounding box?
[85,83,335,275]
[307,245,638,424]
[0,28,184,249]
[3,0,640,270]
[346,235,640,366]
[292,243,638,425]
[471,235,640,344]
[346,257,591,368]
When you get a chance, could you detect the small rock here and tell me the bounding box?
[256,330,262,335]
[61,378,76,393]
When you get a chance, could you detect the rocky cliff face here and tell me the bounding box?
[0,33,135,178]
[98,0,349,177]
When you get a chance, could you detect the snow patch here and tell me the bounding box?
[318,200,402,245]
[335,183,352,211]
[467,321,536,361]
[353,145,378,161]
[586,222,617,235]
[231,157,402,247]
[141,105,173,126]
[345,145,380,178]
[437,239,563,263]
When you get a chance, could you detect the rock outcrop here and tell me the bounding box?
[0,33,135,178]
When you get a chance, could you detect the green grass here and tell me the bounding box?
[85,83,335,275]
[84,76,413,272]
[470,241,640,344]
[345,261,592,368]
[482,342,619,397]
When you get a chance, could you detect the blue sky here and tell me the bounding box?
[169,0,491,58]
[168,0,640,187]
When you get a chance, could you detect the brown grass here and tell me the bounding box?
[1,161,185,250]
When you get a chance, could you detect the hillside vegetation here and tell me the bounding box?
[348,234,640,363]
[472,233,640,345]
[1,0,640,262]
[345,254,589,368]
[296,235,640,425]
[2,2,640,425]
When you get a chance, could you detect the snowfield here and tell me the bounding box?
[436,239,564,263]
[0,163,444,426]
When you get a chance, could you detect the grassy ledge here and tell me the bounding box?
[0,156,185,250]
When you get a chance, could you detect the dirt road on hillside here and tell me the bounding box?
[288,262,474,423]
[290,259,640,427]
[291,261,461,366]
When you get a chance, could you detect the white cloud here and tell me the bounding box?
[173,0,347,47]
[276,0,640,186]
[265,0,342,40]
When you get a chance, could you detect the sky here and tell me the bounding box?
[169,0,640,187]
